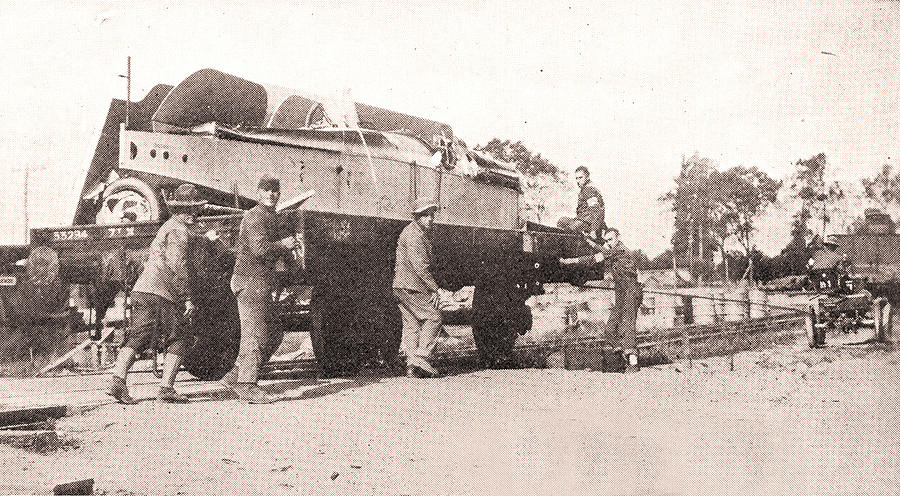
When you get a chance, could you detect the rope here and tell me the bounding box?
[576,283,810,315]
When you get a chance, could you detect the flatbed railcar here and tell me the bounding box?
[23,69,597,378]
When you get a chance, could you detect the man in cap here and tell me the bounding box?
[392,197,443,378]
[557,166,606,236]
[219,174,297,403]
[560,227,642,373]
[107,183,207,404]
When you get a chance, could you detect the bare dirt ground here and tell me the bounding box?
[2,337,898,496]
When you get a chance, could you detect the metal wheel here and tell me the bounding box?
[182,287,241,381]
[471,281,531,368]
[95,177,162,224]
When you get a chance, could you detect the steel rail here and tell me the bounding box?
[4,314,805,403]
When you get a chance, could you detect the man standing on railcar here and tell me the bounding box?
[557,165,606,236]
[560,227,642,373]
[219,175,297,403]
[393,198,443,378]
[107,183,207,404]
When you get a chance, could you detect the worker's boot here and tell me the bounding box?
[235,383,277,404]
[157,386,189,403]
[218,368,238,398]
[107,375,138,405]
[413,359,441,378]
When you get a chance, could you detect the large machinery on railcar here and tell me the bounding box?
[25,69,596,378]
[804,209,899,348]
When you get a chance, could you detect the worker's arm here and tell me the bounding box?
[245,209,292,261]
[407,234,440,294]
[560,251,605,267]
[163,226,194,315]
[561,238,609,266]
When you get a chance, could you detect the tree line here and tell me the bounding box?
[478,138,899,283]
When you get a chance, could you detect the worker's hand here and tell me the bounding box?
[430,292,440,309]
[205,229,221,242]
[184,300,196,319]
[280,236,297,250]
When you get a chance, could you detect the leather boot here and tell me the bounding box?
[235,383,278,404]
[107,375,138,405]
[158,387,189,403]
[218,369,238,398]
[414,359,441,378]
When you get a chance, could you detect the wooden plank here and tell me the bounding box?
[0,405,68,428]
[0,430,60,452]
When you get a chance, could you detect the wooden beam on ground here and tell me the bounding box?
[0,405,67,429]
[36,327,115,377]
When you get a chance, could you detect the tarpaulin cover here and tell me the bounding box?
[152,68,453,141]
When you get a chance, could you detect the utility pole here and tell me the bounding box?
[23,165,28,243]
[118,56,131,129]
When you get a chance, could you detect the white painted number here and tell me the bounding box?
[106,226,136,238]
[53,229,89,241]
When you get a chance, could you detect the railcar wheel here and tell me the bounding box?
[471,282,532,368]
[309,285,362,378]
[95,177,163,224]
[182,291,241,381]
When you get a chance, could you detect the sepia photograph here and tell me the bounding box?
[0,1,898,494]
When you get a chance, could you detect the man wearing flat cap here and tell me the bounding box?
[392,197,443,378]
[107,183,207,404]
[219,174,297,403]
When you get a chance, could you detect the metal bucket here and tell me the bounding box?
[749,288,769,318]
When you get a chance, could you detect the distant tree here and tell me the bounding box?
[649,249,675,270]
[661,155,780,282]
[476,139,561,178]
[862,163,900,207]
[632,249,651,271]
[788,153,844,238]
[660,154,719,281]
[767,153,843,278]
[477,138,563,224]
[711,166,781,280]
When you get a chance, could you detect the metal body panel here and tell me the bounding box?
[119,128,519,230]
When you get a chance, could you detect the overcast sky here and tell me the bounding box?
[1,0,898,255]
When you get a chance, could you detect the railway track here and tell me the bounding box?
[262,312,806,377]
[0,313,806,418]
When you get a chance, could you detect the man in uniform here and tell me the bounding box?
[557,166,606,236]
[560,227,642,373]
[107,183,207,404]
[392,198,443,378]
[219,175,296,403]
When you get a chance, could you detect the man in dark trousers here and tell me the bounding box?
[219,175,296,403]
[557,165,606,236]
[392,197,443,378]
[561,227,642,373]
[107,183,207,404]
